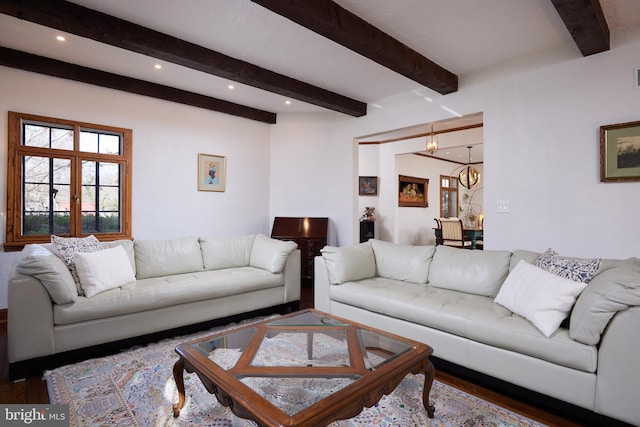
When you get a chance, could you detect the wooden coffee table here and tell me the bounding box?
[172,309,435,426]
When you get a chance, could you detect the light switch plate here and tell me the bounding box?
[497,200,510,213]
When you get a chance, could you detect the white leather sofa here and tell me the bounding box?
[9,234,300,379]
[314,239,640,426]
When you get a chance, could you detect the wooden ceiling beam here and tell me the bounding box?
[550,0,610,56]
[0,0,367,117]
[251,0,458,95]
[0,47,277,124]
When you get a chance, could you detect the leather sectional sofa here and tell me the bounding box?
[314,239,640,425]
[8,234,300,379]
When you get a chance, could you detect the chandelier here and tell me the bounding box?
[459,146,480,189]
[426,124,438,154]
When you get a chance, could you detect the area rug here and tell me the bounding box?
[44,316,547,426]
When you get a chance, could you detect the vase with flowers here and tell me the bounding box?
[361,206,376,221]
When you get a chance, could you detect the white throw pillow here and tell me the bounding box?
[74,246,136,297]
[321,242,376,285]
[494,260,587,337]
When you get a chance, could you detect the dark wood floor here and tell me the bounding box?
[0,289,611,426]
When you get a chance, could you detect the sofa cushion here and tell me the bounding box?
[534,248,601,283]
[51,234,103,296]
[134,236,204,279]
[321,242,375,285]
[330,278,597,372]
[75,246,137,297]
[53,267,284,325]
[495,260,587,337]
[15,244,78,305]
[200,235,256,270]
[570,257,640,345]
[249,234,298,273]
[370,239,435,284]
[509,249,540,271]
[428,245,511,297]
[101,239,136,276]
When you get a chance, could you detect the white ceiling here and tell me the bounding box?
[1,0,640,162]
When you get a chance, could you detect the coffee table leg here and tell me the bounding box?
[172,358,186,417]
[423,359,435,418]
[307,332,313,360]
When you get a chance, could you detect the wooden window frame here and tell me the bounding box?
[439,175,459,218]
[5,111,132,251]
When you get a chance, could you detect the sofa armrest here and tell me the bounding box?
[8,271,55,364]
[314,256,332,312]
[282,249,301,303]
[595,306,640,425]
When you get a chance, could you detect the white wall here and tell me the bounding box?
[0,67,272,308]
[268,113,353,246]
[271,29,640,260]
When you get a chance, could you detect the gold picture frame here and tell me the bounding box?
[198,153,226,192]
[398,175,428,207]
[600,120,640,182]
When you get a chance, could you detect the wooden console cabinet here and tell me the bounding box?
[271,217,328,286]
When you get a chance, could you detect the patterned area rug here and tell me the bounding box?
[45,316,547,426]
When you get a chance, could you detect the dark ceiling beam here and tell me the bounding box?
[0,47,277,124]
[550,0,610,56]
[0,0,367,117]
[251,0,458,95]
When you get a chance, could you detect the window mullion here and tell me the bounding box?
[70,125,82,236]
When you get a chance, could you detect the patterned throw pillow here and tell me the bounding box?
[51,235,104,296]
[534,248,601,283]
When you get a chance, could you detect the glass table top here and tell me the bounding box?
[187,311,416,416]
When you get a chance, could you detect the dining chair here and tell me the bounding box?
[440,218,472,249]
[433,218,443,245]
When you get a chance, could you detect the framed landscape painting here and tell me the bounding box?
[600,120,640,182]
[198,153,226,191]
[359,176,378,196]
[398,175,428,207]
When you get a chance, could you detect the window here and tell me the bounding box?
[439,175,458,218]
[6,112,132,250]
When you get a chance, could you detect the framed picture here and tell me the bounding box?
[358,176,378,196]
[600,120,640,182]
[398,175,428,207]
[198,153,226,191]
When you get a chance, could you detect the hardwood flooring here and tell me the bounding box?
[0,291,617,425]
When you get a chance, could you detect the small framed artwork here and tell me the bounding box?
[600,120,640,182]
[198,153,226,191]
[398,175,428,207]
[359,176,378,196]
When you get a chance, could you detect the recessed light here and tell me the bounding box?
[228,84,235,90]
[285,100,291,105]
[56,35,66,42]
[154,64,162,70]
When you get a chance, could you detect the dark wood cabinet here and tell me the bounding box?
[271,217,328,286]
[359,220,375,242]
